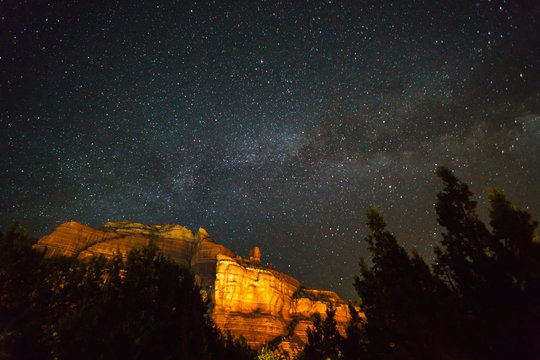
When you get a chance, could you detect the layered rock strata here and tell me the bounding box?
[34,221,361,352]
[212,255,359,350]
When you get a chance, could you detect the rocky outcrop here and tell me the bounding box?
[34,221,197,263]
[191,235,236,287]
[34,221,120,258]
[248,246,261,266]
[34,221,362,353]
[213,255,300,347]
[34,221,231,284]
[212,254,360,350]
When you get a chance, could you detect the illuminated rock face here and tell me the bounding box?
[191,238,236,288]
[34,221,229,285]
[212,254,360,349]
[34,221,360,352]
[290,289,356,343]
[212,255,300,347]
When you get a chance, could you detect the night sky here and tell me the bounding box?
[1,0,539,299]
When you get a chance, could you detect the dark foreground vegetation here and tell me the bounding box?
[300,167,540,360]
[1,167,538,359]
[0,226,254,360]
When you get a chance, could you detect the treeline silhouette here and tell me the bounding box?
[1,167,538,359]
[300,167,540,360]
[0,227,254,360]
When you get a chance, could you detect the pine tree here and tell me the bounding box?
[434,167,540,358]
[487,188,540,357]
[303,304,342,360]
[433,167,493,296]
[353,206,414,358]
[0,222,51,359]
[354,206,458,359]
[340,303,367,360]
[0,222,256,360]
[488,188,539,291]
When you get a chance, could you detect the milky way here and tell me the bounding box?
[1,1,539,298]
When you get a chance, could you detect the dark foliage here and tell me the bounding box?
[352,206,457,360]
[0,222,60,359]
[0,224,254,360]
[339,303,367,360]
[303,304,342,360]
[434,167,540,358]
[302,167,539,359]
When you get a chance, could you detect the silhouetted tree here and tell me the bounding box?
[0,223,256,360]
[303,167,539,359]
[0,222,52,359]
[353,205,458,359]
[488,188,540,293]
[303,304,342,360]
[433,166,493,297]
[339,303,367,359]
[434,167,540,358]
[485,188,540,358]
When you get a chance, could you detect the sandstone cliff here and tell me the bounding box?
[34,221,361,352]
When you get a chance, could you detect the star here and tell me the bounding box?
[1,0,538,300]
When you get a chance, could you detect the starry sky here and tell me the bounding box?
[1,0,539,299]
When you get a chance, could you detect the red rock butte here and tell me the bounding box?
[34,221,363,353]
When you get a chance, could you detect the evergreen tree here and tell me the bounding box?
[434,167,540,358]
[488,188,539,292]
[488,188,540,358]
[353,206,459,359]
[342,168,539,359]
[0,222,51,359]
[339,303,367,360]
[433,167,493,297]
[0,223,256,360]
[303,304,342,360]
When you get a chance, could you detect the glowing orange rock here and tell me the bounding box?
[34,221,362,353]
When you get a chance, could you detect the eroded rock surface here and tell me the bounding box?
[34,221,361,353]
[212,254,360,350]
[191,234,236,287]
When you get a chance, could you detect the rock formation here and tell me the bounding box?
[34,221,362,353]
[248,246,261,266]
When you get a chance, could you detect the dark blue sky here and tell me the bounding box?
[1,0,539,299]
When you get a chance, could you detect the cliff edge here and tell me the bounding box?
[34,221,362,352]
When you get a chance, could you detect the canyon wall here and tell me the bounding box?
[34,221,361,352]
[212,254,357,351]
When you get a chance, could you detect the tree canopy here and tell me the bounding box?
[0,224,254,360]
[302,167,539,360]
